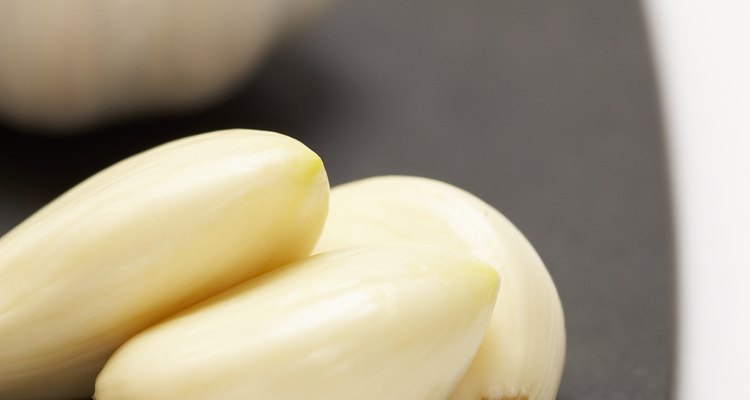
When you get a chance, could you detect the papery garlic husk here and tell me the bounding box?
[315,176,566,400]
[0,129,329,399]
[94,245,499,400]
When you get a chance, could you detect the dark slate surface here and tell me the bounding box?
[0,1,673,399]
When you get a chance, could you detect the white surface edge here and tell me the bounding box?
[642,1,750,398]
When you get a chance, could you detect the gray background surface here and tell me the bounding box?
[0,0,673,398]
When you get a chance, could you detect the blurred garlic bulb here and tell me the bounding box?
[0,0,331,132]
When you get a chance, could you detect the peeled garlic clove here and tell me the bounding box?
[0,129,329,400]
[315,176,566,400]
[94,245,500,400]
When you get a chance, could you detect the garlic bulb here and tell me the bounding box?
[95,246,499,400]
[315,176,566,400]
[0,0,331,131]
[0,129,329,399]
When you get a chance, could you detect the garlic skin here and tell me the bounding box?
[0,0,332,131]
[315,176,566,400]
[0,129,329,399]
[95,245,499,400]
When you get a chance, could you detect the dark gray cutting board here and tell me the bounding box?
[0,0,673,398]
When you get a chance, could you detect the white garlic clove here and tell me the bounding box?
[0,129,329,399]
[315,175,566,400]
[94,245,499,400]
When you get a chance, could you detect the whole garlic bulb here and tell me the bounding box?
[0,0,331,132]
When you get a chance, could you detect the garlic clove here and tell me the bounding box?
[315,175,566,400]
[94,245,499,400]
[0,129,329,399]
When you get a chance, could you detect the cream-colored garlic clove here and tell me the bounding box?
[0,129,329,399]
[94,245,499,400]
[315,175,566,400]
